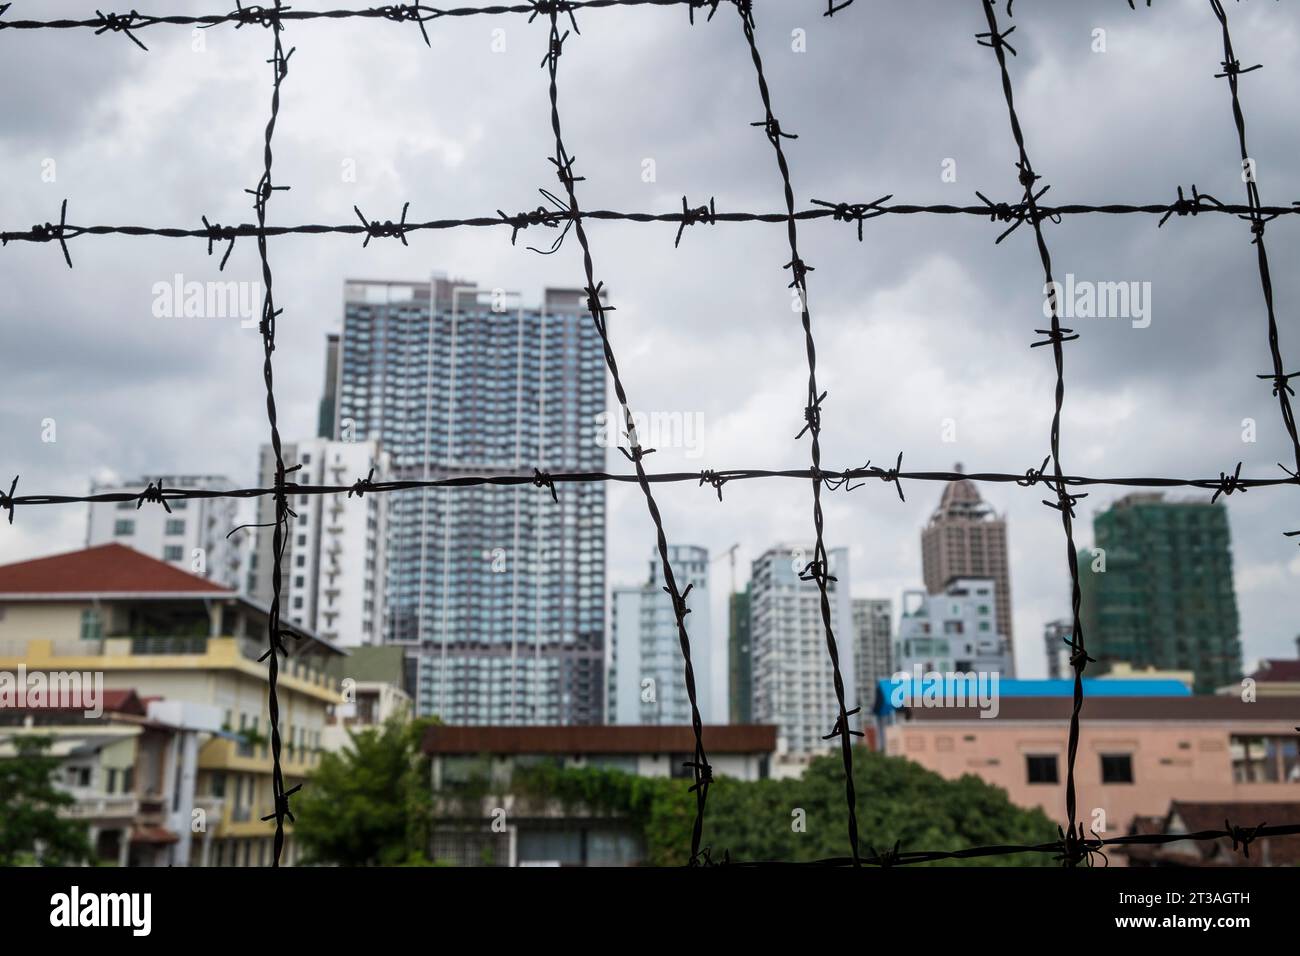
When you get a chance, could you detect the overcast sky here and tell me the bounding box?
[2,0,1298,678]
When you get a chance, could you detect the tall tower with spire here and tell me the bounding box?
[920,464,1014,653]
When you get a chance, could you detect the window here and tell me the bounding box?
[113,519,135,536]
[165,519,186,536]
[163,545,184,562]
[1026,754,1059,784]
[1100,753,1134,784]
[80,608,103,641]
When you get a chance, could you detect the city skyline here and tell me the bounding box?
[4,1,1299,684]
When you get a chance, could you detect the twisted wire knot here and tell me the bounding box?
[1053,823,1099,868]
[246,170,289,218]
[869,840,903,868]
[532,468,558,502]
[136,481,172,513]
[681,756,713,793]
[821,464,867,493]
[1064,633,1095,674]
[1016,456,1051,487]
[1226,819,1264,859]
[1030,325,1080,349]
[664,582,694,623]
[0,475,17,525]
[822,707,863,741]
[1211,461,1246,503]
[348,467,376,499]
[1241,211,1275,244]
[379,4,433,45]
[260,782,303,825]
[223,1,287,30]
[1158,184,1223,227]
[870,452,906,501]
[95,9,148,50]
[618,444,655,464]
[1215,58,1262,80]
[689,845,730,866]
[698,470,727,501]
[810,195,892,241]
[795,390,827,440]
[1042,486,1087,520]
[19,199,74,268]
[540,27,570,69]
[674,195,716,248]
[1257,370,1299,398]
[751,116,796,146]
[686,0,726,25]
[797,559,837,586]
[975,24,1017,57]
[783,256,813,289]
[529,0,580,33]
[354,202,410,247]
[201,215,237,270]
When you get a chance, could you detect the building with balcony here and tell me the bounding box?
[608,545,718,725]
[321,644,412,751]
[332,277,607,724]
[422,724,777,866]
[750,544,855,754]
[895,576,1014,677]
[249,437,390,647]
[0,543,346,866]
[0,688,224,866]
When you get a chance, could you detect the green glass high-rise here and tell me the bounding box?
[728,585,752,725]
[1079,493,1241,692]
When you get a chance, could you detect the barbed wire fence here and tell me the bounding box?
[1,0,1298,867]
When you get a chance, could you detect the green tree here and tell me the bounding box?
[294,716,438,866]
[517,748,1058,866]
[0,736,91,866]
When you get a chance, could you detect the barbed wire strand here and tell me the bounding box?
[1206,0,1300,528]
[977,0,1094,865]
[733,0,862,866]
[538,1,715,865]
[7,193,1300,263]
[2,0,1297,867]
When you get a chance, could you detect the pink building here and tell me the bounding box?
[883,696,1300,855]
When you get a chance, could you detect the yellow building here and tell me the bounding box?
[0,543,345,866]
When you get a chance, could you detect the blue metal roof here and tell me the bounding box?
[873,676,1191,717]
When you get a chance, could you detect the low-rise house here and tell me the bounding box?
[0,688,224,865]
[1120,800,1300,867]
[880,694,1300,860]
[0,543,346,866]
[423,724,777,866]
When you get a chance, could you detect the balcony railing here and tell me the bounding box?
[61,794,140,819]
[129,636,209,655]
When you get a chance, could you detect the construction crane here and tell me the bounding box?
[712,543,740,596]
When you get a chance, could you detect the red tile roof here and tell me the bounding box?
[0,543,230,595]
[1251,659,1300,682]
[0,688,147,715]
[422,724,778,755]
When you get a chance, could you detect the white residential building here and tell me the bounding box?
[895,576,1015,676]
[251,437,390,648]
[751,544,855,754]
[86,473,249,590]
[608,545,719,725]
[852,597,892,714]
